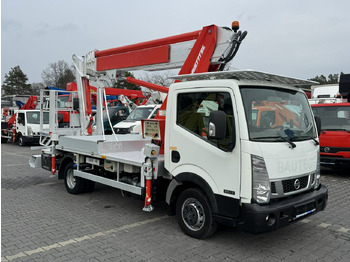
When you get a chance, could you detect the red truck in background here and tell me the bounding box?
[311,74,350,169]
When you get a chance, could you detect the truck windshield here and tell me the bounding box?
[240,86,317,142]
[312,105,350,131]
[126,107,154,121]
[27,112,50,124]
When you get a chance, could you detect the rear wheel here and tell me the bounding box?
[176,188,218,239]
[64,162,87,194]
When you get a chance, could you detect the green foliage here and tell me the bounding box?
[309,72,343,85]
[113,71,141,90]
[2,66,32,95]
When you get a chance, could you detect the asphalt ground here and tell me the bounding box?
[1,143,350,262]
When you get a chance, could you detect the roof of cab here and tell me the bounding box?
[171,70,317,87]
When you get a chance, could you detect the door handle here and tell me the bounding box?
[171,150,180,163]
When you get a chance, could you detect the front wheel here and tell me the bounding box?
[64,162,87,194]
[176,188,218,239]
[18,135,26,146]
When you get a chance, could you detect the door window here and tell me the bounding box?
[177,91,234,151]
[18,113,25,125]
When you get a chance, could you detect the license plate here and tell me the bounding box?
[294,202,316,219]
[86,157,101,166]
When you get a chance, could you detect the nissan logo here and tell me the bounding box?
[324,147,330,153]
[294,179,301,190]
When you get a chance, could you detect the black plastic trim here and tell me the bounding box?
[174,173,218,214]
[239,185,328,234]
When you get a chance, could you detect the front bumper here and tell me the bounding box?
[320,156,350,168]
[23,135,40,144]
[239,184,328,234]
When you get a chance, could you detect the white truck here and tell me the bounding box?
[309,84,343,104]
[30,22,328,238]
[11,110,49,145]
[1,96,50,146]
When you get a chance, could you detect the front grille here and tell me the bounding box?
[320,146,350,154]
[282,175,308,193]
[271,182,276,193]
[114,128,130,134]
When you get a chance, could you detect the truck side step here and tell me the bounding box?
[74,170,142,195]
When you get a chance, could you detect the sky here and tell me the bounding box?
[1,0,350,86]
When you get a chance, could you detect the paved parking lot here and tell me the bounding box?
[1,143,350,261]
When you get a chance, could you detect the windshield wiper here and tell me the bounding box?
[277,130,296,149]
[252,136,296,149]
[278,135,296,149]
[292,136,319,146]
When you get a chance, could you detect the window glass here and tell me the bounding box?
[18,113,25,125]
[26,112,49,124]
[312,106,350,131]
[240,86,317,142]
[177,91,234,151]
[150,108,159,119]
[127,107,154,121]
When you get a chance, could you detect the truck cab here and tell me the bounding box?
[162,71,327,235]
[16,110,50,146]
[311,103,350,168]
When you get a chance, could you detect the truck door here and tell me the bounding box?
[17,112,26,133]
[166,88,240,199]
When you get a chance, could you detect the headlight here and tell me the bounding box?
[252,155,270,204]
[28,126,33,136]
[128,125,136,133]
[314,150,321,189]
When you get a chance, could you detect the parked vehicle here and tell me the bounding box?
[30,21,327,238]
[113,105,161,134]
[100,106,129,134]
[1,95,45,146]
[2,109,49,145]
[311,74,350,168]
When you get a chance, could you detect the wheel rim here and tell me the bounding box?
[66,167,76,189]
[181,198,205,231]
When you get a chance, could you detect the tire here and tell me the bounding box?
[64,162,87,194]
[18,135,26,146]
[176,188,218,239]
[85,180,95,193]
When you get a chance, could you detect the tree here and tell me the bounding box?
[139,70,175,87]
[41,60,75,90]
[309,73,343,85]
[30,82,45,95]
[327,73,340,84]
[2,66,32,95]
[113,71,141,90]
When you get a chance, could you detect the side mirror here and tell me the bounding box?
[73,98,79,111]
[208,111,226,140]
[314,115,321,136]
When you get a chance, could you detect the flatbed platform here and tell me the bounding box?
[56,134,154,166]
